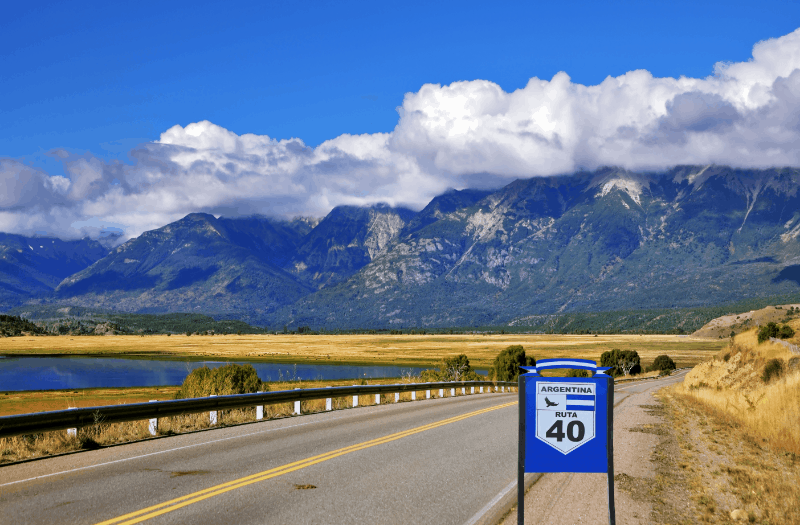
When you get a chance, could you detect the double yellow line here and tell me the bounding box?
[96,400,517,525]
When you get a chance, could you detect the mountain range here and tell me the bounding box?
[5,165,800,329]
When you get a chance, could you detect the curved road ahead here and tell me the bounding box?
[1,373,688,525]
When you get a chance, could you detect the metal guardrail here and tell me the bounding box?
[0,380,516,439]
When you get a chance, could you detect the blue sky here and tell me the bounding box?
[3,1,800,240]
[4,0,799,169]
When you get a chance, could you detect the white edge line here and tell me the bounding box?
[0,412,351,488]
[463,478,516,525]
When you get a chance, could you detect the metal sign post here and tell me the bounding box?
[518,359,615,525]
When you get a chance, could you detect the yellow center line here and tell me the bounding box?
[95,401,518,525]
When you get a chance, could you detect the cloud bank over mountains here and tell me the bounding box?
[3,28,800,242]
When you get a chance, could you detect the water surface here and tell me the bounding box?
[0,356,460,392]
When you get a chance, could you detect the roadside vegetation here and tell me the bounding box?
[663,324,800,523]
[0,364,508,465]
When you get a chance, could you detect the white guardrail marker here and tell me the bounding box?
[209,395,217,425]
[256,391,264,420]
[148,400,158,436]
[67,407,77,437]
[326,386,332,411]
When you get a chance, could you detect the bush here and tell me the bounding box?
[420,354,482,382]
[648,354,676,374]
[176,364,265,399]
[757,322,794,343]
[566,369,591,378]
[492,345,535,382]
[600,349,641,377]
[762,358,784,383]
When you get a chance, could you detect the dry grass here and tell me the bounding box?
[0,375,493,464]
[678,327,800,456]
[662,388,800,524]
[663,324,800,523]
[0,333,725,368]
[0,386,180,417]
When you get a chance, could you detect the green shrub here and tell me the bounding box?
[762,358,783,383]
[176,364,265,399]
[600,349,641,377]
[648,354,676,374]
[757,322,794,343]
[566,369,591,378]
[492,345,535,382]
[420,354,482,382]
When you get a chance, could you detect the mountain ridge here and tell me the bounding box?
[4,165,800,328]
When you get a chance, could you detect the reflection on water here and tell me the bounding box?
[0,356,486,392]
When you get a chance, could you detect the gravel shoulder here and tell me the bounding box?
[500,374,694,525]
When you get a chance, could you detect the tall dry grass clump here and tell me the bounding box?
[676,328,800,456]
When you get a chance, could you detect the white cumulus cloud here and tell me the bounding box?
[3,28,800,242]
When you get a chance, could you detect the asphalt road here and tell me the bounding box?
[0,373,689,525]
[1,392,520,525]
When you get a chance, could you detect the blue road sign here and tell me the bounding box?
[519,359,613,473]
[524,375,610,472]
[517,358,616,524]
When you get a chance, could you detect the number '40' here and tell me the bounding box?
[545,420,585,442]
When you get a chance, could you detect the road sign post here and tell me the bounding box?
[518,359,615,525]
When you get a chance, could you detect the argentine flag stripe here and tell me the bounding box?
[567,395,594,401]
[564,399,593,406]
[566,405,594,411]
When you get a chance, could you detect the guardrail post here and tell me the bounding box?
[451,388,455,397]
[426,389,430,399]
[209,395,217,425]
[256,391,264,420]
[395,392,400,403]
[353,395,359,407]
[294,388,301,415]
[412,391,417,401]
[326,386,332,411]
[375,393,381,405]
[439,388,444,398]
[461,387,465,395]
[67,407,77,437]
[480,386,484,393]
[501,386,505,393]
[148,400,158,436]
[471,386,475,394]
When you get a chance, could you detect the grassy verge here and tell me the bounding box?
[0,333,726,368]
[659,325,800,523]
[0,376,478,465]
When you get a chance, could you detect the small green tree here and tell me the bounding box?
[492,345,535,382]
[600,349,641,377]
[648,354,676,374]
[420,354,482,382]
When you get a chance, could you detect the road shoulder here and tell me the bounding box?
[500,376,691,524]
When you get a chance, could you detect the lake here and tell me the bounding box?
[0,356,477,392]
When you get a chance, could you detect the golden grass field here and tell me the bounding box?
[0,333,727,369]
